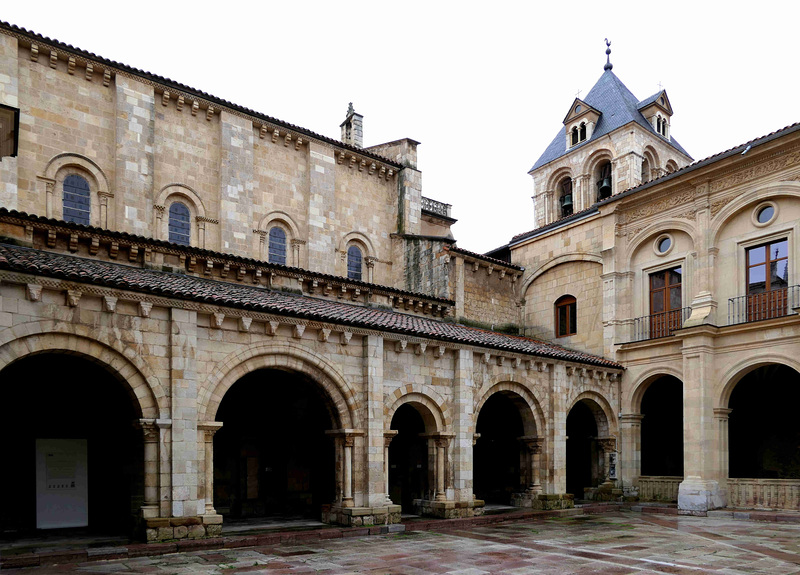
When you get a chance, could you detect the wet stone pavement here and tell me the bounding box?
[5,512,800,574]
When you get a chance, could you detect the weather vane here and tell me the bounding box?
[604,38,613,71]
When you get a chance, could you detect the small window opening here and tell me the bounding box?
[347,245,363,281]
[168,202,191,245]
[555,295,577,337]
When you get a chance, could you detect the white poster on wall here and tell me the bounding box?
[35,439,88,529]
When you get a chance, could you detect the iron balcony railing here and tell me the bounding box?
[421,196,452,218]
[632,307,691,342]
[727,285,799,325]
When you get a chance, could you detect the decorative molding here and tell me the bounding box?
[103,295,117,313]
[238,317,252,332]
[138,301,153,318]
[26,284,42,302]
[710,150,800,193]
[66,289,81,307]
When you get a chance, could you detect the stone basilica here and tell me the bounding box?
[0,23,797,542]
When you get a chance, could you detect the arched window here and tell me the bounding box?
[596,161,612,201]
[641,158,651,183]
[555,295,577,337]
[571,126,579,146]
[62,174,91,225]
[579,122,586,141]
[168,202,191,246]
[347,245,363,281]
[559,177,573,218]
[268,226,287,265]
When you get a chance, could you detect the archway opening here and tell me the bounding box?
[213,369,336,520]
[0,353,143,535]
[641,376,683,477]
[389,404,431,512]
[566,400,600,499]
[729,364,800,479]
[474,393,525,504]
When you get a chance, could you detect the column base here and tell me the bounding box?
[413,498,485,518]
[321,504,402,527]
[678,478,726,515]
[140,515,223,542]
[511,493,575,510]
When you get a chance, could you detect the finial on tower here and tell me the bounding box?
[604,38,613,71]
[347,102,355,116]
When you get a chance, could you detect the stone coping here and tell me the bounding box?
[3,504,800,569]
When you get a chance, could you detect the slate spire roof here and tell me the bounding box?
[530,69,692,171]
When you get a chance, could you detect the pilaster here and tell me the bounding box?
[114,75,154,236]
[219,111,255,256]
[306,141,337,274]
[618,413,644,495]
[452,349,475,501]
[549,363,567,493]
[363,335,386,507]
[0,33,18,210]
[169,308,200,517]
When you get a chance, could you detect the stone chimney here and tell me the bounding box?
[340,102,363,148]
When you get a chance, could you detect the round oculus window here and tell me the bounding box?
[756,205,774,224]
[575,105,582,113]
[657,237,671,253]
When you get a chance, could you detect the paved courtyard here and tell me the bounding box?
[4,512,800,574]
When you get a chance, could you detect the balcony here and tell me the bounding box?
[421,196,452,219]
[631,307,691,342]
[727,286,799,325]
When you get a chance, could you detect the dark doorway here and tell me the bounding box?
[389,404,429,512]
[474,393,525,504]
[566,400,599,498]
[0,353,143,535]
[641,376,683,476]
[214,369,336,519]
[729,364,800,478]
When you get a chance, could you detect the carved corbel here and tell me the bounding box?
[46,229,56,248]
[239,317,252,332]
[205,259,213,275]
[213,313,225,329]
[487,266,494,276]
[103,296,117,313]
[221,263,230,278]
[293,324,305,339]
[284,133,292,147]
[272,128,280,143]
[129,245,139,262]
[103,69,111,87]
[340,331,352,345]
[351,288,361,301]
[295,137,303,150]
[191,101,199,116]
[266,321,280,336]
[259,124,267,139]
[176,95,184,111]
[27,284,42,302]
[138,301,153,318]
[30,44,38,62]
[395,340,408,353]
[67,56,75,75]
[566,366,575,376]
[349,156,357,169]
[109,241,119,259]
[338,152,345,164]
[85,62,93,81]
[68,233,78,252]
[496,356,505,367]
[66,290,82,307]
[482,352,491,364]
[359,160,366,172]
[537,361,549,373]
[237,267,246,281]
[49,50,58,69]
[369,162,376,175]
[415,342,427,355]
[253,269,262,284]
[513,357,522,369]
[386,169,394,180]
[379,166,386,178]
[499,270,506,280]
[434,346,446,359]
[472,262,479,272]
[206,106,214,121]
[319,328,331,342]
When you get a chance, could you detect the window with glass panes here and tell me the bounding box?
[62,174,91,225]
[649,267,682,338]
[168,202,191,245]
[745,239,789,321]
[268,226,287,265]
[347,245,362,281]
[555,295,577,337]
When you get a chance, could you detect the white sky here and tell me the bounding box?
[4,1,799,253]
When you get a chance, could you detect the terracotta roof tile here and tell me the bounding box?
[0,243,621,369]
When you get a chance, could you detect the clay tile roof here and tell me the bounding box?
[448,246,524,271]
[0,243,621,369]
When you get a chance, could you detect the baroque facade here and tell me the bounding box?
[0,23,797,543]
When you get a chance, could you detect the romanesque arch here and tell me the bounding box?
[199,341,358,429]
[42,152,112,225]
[625,220,698,262]
[473,379,544,437]
[0,322,164,419]
[386,389,448,433]
[520,252,604,298]
[628,366,684,414]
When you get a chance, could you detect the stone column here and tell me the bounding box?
[137,419,160,518]
[366,257,375,284]
[198,422,223,515]
[343,435,355,507]
[43,179,55,218]
[197,218,207,249]
[383,431,397,504]
[597,437,617,486]
[364,335,386,507]
[520,436,543,493]
[619,413,644,496]
[714,408,733,490]
[435,437,447,501]
[98,192,112,228]
[154,205,165,239]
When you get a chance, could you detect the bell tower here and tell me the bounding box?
[528,40,693,229]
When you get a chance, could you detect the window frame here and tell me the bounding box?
[167,201,192,246]
[554,295,577,338]
[268,226,288,265]
[347,245,363,281]
[62,174,91,226]
[746,239,788,295]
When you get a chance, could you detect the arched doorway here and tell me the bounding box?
[566,398,611,500]
[213,369,336,520]
[474,393,525,505]
[388,404,430,512]
[729,365,800,480]
[641,376,683,477]
[0,353,143,535]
